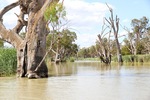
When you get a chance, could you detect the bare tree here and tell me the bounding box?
[96,23,112,64]
[0,0,59,79]
[105,4,123,63]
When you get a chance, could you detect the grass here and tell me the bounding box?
[77,57,100,61]
[77,54,150,63]
[0,48,17,77]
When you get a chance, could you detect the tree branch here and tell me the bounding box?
[0,22,23,48]
[13,11,27,34]
[0,1,19,21]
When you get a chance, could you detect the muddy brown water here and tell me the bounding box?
[0,61,150,100]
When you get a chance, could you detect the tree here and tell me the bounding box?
[96,22,112,64]
[0,0,60,78]
[88,45,97,58]
[104,4,123,63]
[46,29,78,62]
[131,16,149,55]
[123,27,135,55]
[143,28,150,54]
[124,16,150,55]
[44,0,68,63]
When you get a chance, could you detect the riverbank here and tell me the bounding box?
[0,48,150,77]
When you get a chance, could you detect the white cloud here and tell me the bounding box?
[64,0,109,28]
[75,33,98,48]
[0,0,19,29]
[64,0,111,47]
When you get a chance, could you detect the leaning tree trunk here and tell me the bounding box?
[0,0,58,78]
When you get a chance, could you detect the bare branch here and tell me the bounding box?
[0,1,19,21]
[105,17,111,25]
[0,22,23,48]
[106,3,113,13]
[13,11,27,34]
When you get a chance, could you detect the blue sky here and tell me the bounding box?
[63,0,150,48]
[0,0,150,48]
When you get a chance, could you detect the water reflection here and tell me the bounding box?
[48,61,150,77]
[0,62,150,100]
[48,62,77,76]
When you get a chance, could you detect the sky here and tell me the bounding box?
[0,0,150,48]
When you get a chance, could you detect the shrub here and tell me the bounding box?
[69,57,75,62]
[112,56,118,62]
[122,55,132,62]
[143,54,150,62]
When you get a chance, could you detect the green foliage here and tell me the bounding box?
[46,29,78,60]
[69,57,75,62]
[112,55,150,63]
[131,16,149,37]
[44,1,66,25]
[136,42,145,54]
[112,56,118,62]
[121,45,131,55]
[144,55,150,62]
[0,48,17,76]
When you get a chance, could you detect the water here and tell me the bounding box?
[0,61,150,100]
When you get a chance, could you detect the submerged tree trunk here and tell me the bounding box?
[25,12,48,78]
[0,0,58,78]
[115,37,123,62]
[105,4,123,63]
[97,34,111,64]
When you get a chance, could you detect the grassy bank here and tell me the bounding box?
[76,57,100,61]
[0,48,17,76]
[77,54,150,63]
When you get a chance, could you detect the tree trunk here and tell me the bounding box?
[25,13,48,78]
[97,34,111,64]
[115,36,123,63]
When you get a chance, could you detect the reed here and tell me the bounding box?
[112,54,150,63]
[0,48,17,76]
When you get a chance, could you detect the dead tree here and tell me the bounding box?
[97,23,112,64]
[0,0,59,79]
[105,4,123,63]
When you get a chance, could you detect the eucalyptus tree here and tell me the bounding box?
[131,16,149,55]
[44,0,67,63]
[124,16,150,55]
[0,0,60,78]
[123,27,135,55]
[46,29,78,62]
